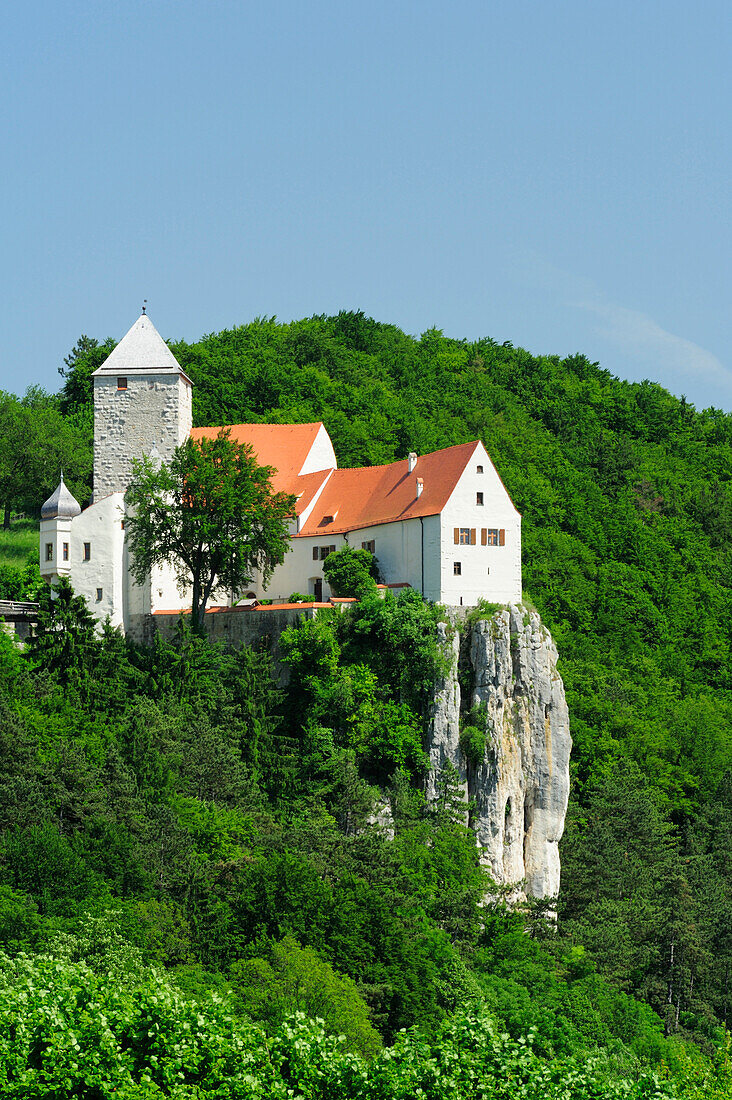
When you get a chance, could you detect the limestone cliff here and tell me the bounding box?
[426,605,571,900]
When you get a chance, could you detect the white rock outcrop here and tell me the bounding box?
[425,605,571,900]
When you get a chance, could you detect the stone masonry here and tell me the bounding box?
[93,373,192,499]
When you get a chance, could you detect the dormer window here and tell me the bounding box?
[117,377,127,390]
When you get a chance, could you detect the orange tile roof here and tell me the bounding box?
[190,422,328,485]
[289,469,333,517]
[297,441,479,536]
[254,601,332,610]
[188,426,481,534]
[190,423,332,514]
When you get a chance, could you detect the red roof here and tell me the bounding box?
[188,424,482,535]
[190,423,332,514]
[190,422,327,485]
[297,441,479,535]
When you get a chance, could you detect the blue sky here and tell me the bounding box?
[2,0,730,410]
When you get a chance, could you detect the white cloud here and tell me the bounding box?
[519,250,731,400]
[575,297,731,388]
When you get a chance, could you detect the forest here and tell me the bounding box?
[0,312,731,1097]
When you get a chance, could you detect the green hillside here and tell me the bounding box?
[0,313,730,1096]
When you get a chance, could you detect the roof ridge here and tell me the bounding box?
[336,440,479,473]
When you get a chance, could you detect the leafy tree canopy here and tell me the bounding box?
[125,430,296,629]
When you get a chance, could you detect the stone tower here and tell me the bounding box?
[92,313,193,500]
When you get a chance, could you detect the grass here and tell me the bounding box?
[0,519,39,569]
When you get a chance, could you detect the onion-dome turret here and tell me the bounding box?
[41,475,82,520]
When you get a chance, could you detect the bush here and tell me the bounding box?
[323,547,379,599]
[230,933,381,1057]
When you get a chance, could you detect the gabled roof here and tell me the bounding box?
[298,441,480,535]
[93,314,187,376]
[190,422,330,489]
[289,469,333,517]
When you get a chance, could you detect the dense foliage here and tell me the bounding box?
[1,311,731,1094]
[0,939,694,1099]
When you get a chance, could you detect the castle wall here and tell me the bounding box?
[67,494,126,630]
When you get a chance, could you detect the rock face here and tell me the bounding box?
[425,605,571,899]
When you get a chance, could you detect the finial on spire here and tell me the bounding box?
[142,299,147,315]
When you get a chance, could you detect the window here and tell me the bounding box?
[83,542,91,562]
[96,588,103,602]
[313,547,319,561]
[454,562,461,575]
[318,544,336,560]
[361,540,375,554]
[454,527,476,545]
[45,543,53,562]
[62,542,69,561]
[482,528,505,546]
[476,465,483,473]
[117,377,127,390]
[476,492,484,505]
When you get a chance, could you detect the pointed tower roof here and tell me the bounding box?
[92,313,190,379]
[41,475,82,520]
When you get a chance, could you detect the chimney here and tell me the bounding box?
[416,477,424,498]
[408,452,417,473]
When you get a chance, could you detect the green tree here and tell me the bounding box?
[0,390,91,527]
[323,546,379,598]
[230,933,382,1056]
[125,430,296,630]
[57,334,117,422]
[25,576,100,697]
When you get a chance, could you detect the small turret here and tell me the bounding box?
[41,475,81,521]
[40,476,81,582]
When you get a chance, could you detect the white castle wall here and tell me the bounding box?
[67,494,126,629]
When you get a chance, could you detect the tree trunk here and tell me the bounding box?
[3,502,10,530]
[191,573,204,634]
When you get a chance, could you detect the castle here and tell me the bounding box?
[39,313,522,631]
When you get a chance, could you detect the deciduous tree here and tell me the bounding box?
[125,430,296,630]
